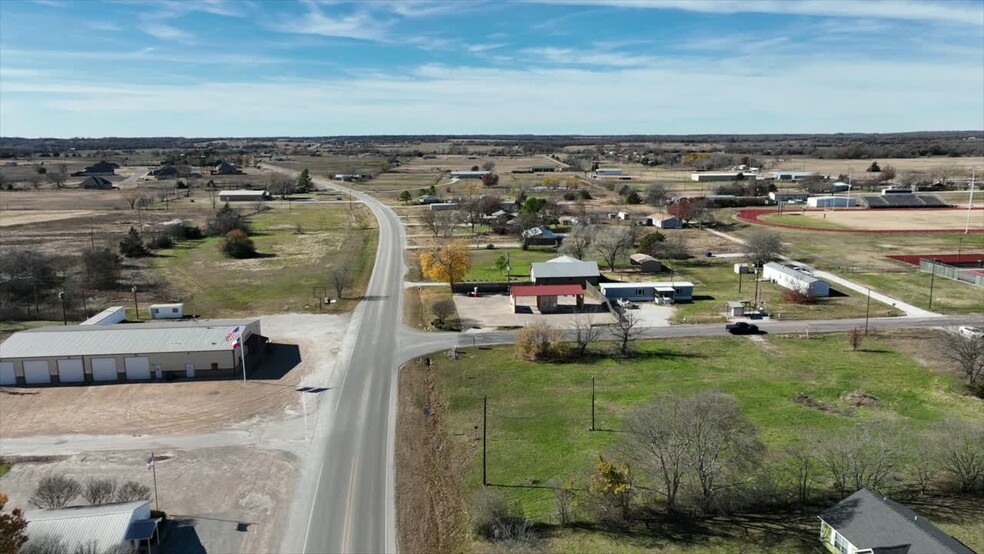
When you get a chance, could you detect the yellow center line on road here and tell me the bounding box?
[340,457,359,552]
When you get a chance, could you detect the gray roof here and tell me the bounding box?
[820,489,974,554]
[0,319,258,359]
[763,262,822,284]
[24,501,150,553]
[531,256,599,279]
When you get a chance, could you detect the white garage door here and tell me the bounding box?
[23,360,51,384]
[57,359,85,383]
[91,358,118,382]
[124,357,151,380]
[0,362,15,386]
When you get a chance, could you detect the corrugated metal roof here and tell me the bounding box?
[510,284,584,297]
[24,501,149,553]
[531,257,599,279]
[0,319,257,359]
[763,262,821,284]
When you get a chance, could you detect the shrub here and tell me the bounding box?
[472,489,539,547]
[81,248,121,291]
[83,478,117,505]
[562,191,577,201]
[625,191,642,204]
[206,203,251,236]
[431,298,456,327]
[118,227,149,258]
[148,234,175,250]
[577,189,592,200]
[515,322,564,361]
[220,229,257,259]
[115,481,151,502]
[782,290,816,304]
[31,475,82,509]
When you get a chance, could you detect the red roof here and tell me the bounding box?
[510,284,584,297]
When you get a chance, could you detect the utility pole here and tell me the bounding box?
[482,395,488,486]
[591,377,596,431]
[966,168,977,234]
[738,267,743,294]
[149,452,160,512]
[928,261,937,310]
[131,286,139,320]
[864,288,871,335]
[753,266,761,309]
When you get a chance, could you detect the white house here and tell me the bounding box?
[600,282,694,304]
[762,262,829,297]
[595,168,624,176]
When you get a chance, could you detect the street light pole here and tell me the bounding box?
[58,291,67,325]
[131,286,139,320]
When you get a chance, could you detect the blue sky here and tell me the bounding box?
[1,0,982,137]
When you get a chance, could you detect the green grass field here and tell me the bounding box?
[152,203,377,316]
[463,247,560,281]
[422,333,983,552]
[760,213,852,230]
[0,463,11,478]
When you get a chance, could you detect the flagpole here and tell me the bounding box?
[151,452,159,512]
[241,336,247,383]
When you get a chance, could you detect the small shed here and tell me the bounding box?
[218,190,270,202]
[149,303,184,320]
[630,253,662,273]
[616,211,632,220]
[734,263,755,274]
[725,301,745,318]
[80,176,114,190]
[509,284,584,313]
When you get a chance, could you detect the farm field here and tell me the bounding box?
[397,332,984,554]
[152,203,377,316]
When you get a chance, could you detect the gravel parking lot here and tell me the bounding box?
[0,447,294,554]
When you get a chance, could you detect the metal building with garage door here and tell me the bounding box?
[0,318,264,386]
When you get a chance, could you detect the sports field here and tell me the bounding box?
[752,208,984,233]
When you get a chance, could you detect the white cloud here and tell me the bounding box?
[86,20,123,32]
[4,55,981,136]
[524,47,658,67]
[466,43,508,53]
[140,22,194,42]
[531,0,984,26]
[273,5,390,41]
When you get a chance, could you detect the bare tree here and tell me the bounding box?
[119,188,149,210]
[609,309,641,358]
[934,417,984,492]
[27,172,42,190]
[431,298,456,326]
[481,160,496,171]
[115,481,151,502]
[82,478,117,505]
[267,173,295,200]
[48,164,68,189]
[327,267,351,299]
[559,224,595,260]
[30,475,82,508]
[930,164,959,187]
[936,330,984,386]
[419,209,459,238]
[817,422,903,497]
[785,447,816,503]
[623,392,763,514]
[644,183,669,207]
[593,226,634,272]
[745,230,783,267]
[570,313,602,358]
[848,327,863,351]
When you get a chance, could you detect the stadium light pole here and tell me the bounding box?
[965,168,977,235]
[927,261,937,310]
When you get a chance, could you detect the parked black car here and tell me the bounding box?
[726,322,759,335]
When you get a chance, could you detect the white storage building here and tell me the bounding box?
[218,190,270,202]
[0,319,263,386]
[22,501,160,553]
[762,262,830,297]
[80,306,128,326]
[149,303,185,319]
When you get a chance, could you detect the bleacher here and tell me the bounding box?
[859,194,950,208]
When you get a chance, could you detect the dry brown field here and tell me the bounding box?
[799,208,983,231]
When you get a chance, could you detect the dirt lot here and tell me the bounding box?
[453,292,618,330]
[0,447,294,554]
[0,209,98,227]
[0,313,350,438]
[799,208,983,231]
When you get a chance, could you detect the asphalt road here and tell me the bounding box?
[266,167,404,554]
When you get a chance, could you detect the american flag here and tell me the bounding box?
[225,326,241,345]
